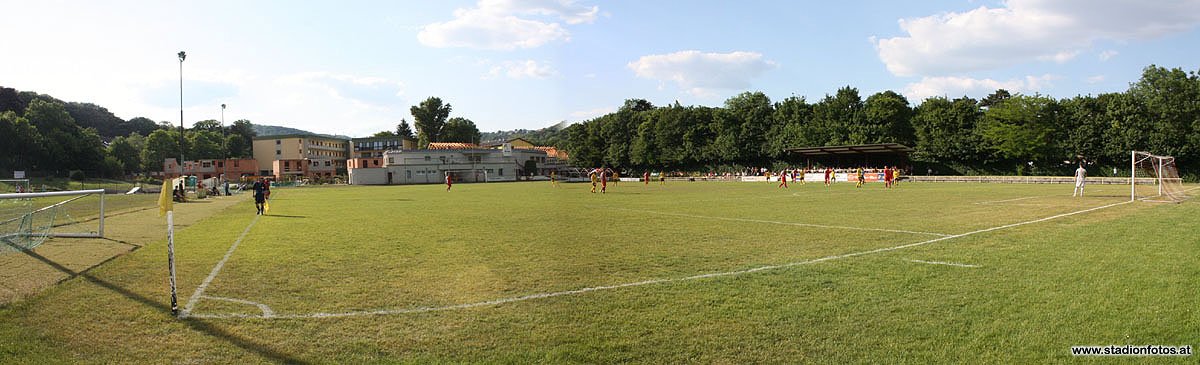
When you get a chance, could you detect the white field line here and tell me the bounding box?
[607,207,951,237]
[201,295,275,317]
[179,215,260,318]
[187,200,1131,320]
[905,259,980,268]
[974,196,1041,205]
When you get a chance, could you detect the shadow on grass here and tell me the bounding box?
[264,214,307,218]
[10,244,310,364]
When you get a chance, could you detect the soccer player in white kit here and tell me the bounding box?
[1073,163,1087,197]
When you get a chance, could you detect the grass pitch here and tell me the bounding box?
[1,180,1196,363]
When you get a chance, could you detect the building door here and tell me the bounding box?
[387,172,393,184]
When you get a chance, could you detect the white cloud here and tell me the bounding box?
[874,0,1200,76]
[484,60,557,79]
[568,106,615,121]
[1086,75,1106,83]
[417,0,598,50]
[1099,49,1119,61]
[281,72,405,107]
[902,74,1059,101]
[627,50,777,96]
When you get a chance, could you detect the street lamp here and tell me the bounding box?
[177,51,186,178]
[221,103,226,187]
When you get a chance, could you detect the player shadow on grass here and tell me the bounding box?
[264,214,306,218]
[6,244,310,364]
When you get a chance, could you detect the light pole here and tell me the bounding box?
[221,103,226,188]
[177,51,186,179]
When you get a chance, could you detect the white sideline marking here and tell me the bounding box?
[974,196,1040,205]
[179,215,260,318]
[608,207,951,237]
[201,295,275,318]
[905,259,980,268]
[186,200,1131,320]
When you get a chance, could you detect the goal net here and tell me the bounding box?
[0,189,106,253]
[1131,151,1188,203]
[0,179,30,193]
[446,169,490,183]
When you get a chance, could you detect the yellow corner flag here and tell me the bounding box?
[263,200,270,214]
[158,179,174,216]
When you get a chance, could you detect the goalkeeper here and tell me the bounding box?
[1073,162,1087,197]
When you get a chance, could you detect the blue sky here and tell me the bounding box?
[2,0,1198,137]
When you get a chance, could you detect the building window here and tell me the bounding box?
[373,160,379,166]
[325,161,331,167]
[276,150,281,155]
[424,156,430,161]
[499,168,503,176]
[276,140,281,145]
[407,170,412,179]
[388,157,394,164]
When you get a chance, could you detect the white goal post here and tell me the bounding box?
[445,169,490,183]
[1130,151,1186,203]
[0,189,106,253]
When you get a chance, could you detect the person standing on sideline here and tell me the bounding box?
[1073,162,1087,197]
[252,179,265,215]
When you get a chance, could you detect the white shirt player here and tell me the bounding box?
[1073,165,1087,197]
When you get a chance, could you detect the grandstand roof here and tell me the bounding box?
[427,142,479,150]
[784,143,913,157]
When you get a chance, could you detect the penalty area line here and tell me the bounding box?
[607,207,952,237]
[189,200,1132,320]
[905,259,980,268]
[179,214,260,319]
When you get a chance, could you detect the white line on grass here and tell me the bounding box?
[974,196,1041,205]
[905,259,980,268]
[200,295,275,317]
[186,200,1132,320]
[179,214,260,319]
[607,207,952,237]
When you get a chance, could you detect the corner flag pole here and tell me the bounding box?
[159,179,178,315]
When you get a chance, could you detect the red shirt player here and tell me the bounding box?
[883,166,893,188]
[778,170,788,189]
[600,169,609,193]
[824,167,833,186]
[446,173,452,191]
[643,171,650,185]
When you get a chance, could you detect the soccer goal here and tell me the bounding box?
[1130,151,1188,203]
[446,169,490,183]
[0,189,106,253]
[1,179,30,193]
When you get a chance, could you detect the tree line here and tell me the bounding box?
[560,65,1200,178]
[0,88,256,179]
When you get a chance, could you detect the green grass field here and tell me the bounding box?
[1,180,1196,363]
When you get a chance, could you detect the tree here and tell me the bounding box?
[141,129,181,172]
[396,119,415,140]
[227,119,256,158]
[188,130,226,159]
[0,111,44,172]
[980,89,1013,109]
[442,117,481,144]
[123,117,161,136]
[411,97,452,147]
[108,135,142,175]
[977,94,1063,172]
[23,99,105,175]
[192,119,222,132]
[724,91,776,163]
[863,90,914,145]
[372,131,398,137]
[911,96,983,164]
